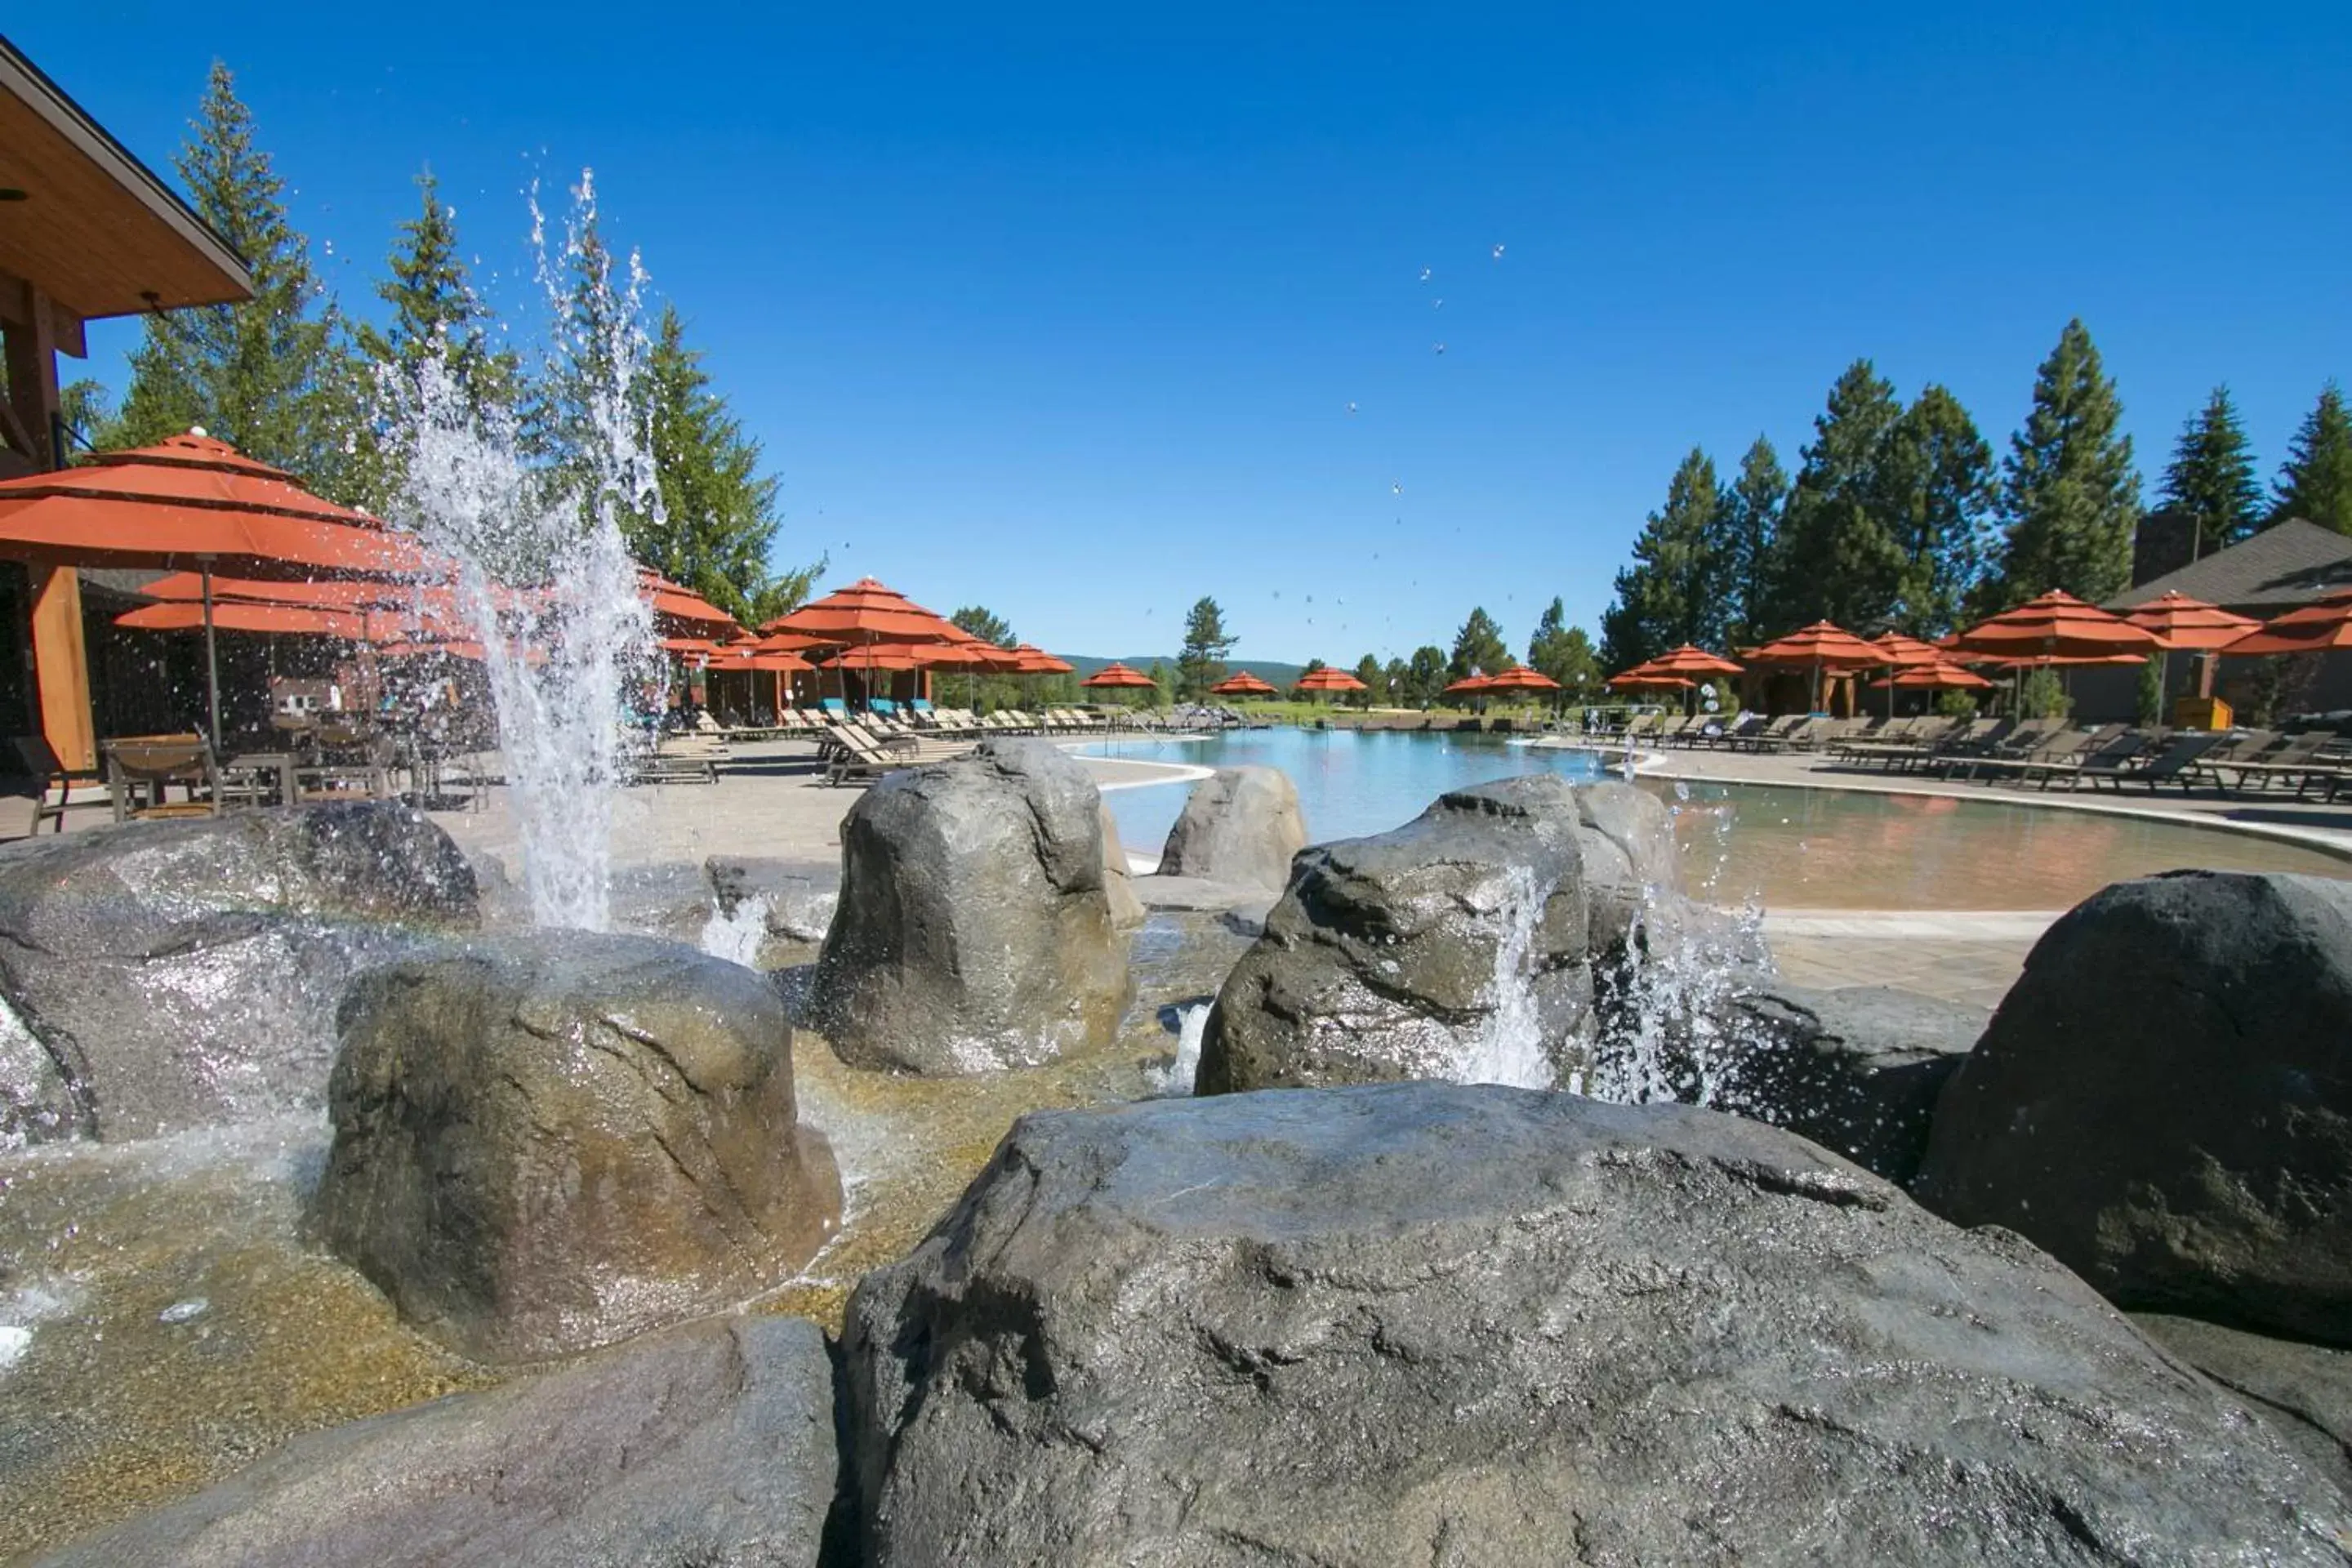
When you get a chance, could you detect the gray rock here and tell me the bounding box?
[2134,1312,2352,1498]
[845,1082,2349,1566]
[0,804,478,1142]
[0,991,80,1148]
[702,856,840,943]
[1571,778,1682,957]
[1708,982,1985,1186]
[1196,775,1592,1094]
[30,1315,841,1568]
[1157,766,1306,891]
[315,930,841,1362]
[1098,804,1146,931]
[1131,873,1274,914]
[810,739,1132,1074]
[1916,871,2352,1343]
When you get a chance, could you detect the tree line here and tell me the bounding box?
[66,62,817,624]
[1597,318,2352,674]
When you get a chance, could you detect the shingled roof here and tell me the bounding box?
[2109,518,2352,615]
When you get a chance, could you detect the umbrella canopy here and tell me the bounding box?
[0,433,434,579]
[1441,673,1494,697]
[1953,590,2163,662]
[763,576,959,644]
[1294,666,1369,693]
[1009,643,1076,676]
[1209,670,1278,696]
[1744,621,1885,668]
[1480,663,1563,693]
[2122,590,2262,651]
[707,644,813,674]
[1869,631,1947,668]
[1643,644,1744,677]
[1080,661,1156,689]
[639,570,741,635]
[1606,669,1693,692]
[1867,661,1994,691]
[1977,651,2151,670]
[116,598,393,642]
[0,433,443,748]
[2218,589,2352,656]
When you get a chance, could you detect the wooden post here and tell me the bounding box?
[4,283,96,770]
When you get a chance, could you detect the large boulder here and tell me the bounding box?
[1915,871,2352,1343]
[702,856,840,943]
[1196,776,1591,1094]
[1157,766,1307,891]
[845,1083,2348,1566]
[809,739,1132,1074]
[0,804,477,1142]
[2134,1312,2352,1497]
[314,930,841,1362]
[29,1315,840,1568]
[1098,803,1146,930]
[1570,777,1681,957]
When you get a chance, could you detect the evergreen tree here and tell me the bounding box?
[1352,653,1386,705]
[1448,607,1508,682]
[1597,448,1721,670]
[1713,436,1787,645]
[1527,597,1600,700]
[1991,318,2140,606]
[1882,384,1996,635]
[2272,381,2352,535]
[2158,385,2263,555]
[1178,596,1236,697]
[110,61,359,497]
[359,169,519,412]
[1765,360,1906,631]
[1383,655,1410,702]
[950,605,1016,648]
[1405,645,1448,706]
[631,304,819,624]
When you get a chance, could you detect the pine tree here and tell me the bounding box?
[1178,597,1236,697]
[359,170,519,411]
[2158,385,2263,555]
[1405,645,1448,706]
[1598,447,1721,670]
[110,61,359,497]
[1448,607,1508,682]
[1882,385,1995,635]
[1991,319,2140,606]
[2272,381,2352,535]
[1352,653,1386,705]
[950,605,1016,648]
[1383,656,1410,702]
[1528,597,1599,698]
[631,305,818,624]
[1713,436,1787,645]
[1766,360,1906,631]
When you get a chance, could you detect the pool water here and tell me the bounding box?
[1085,729,2352,911]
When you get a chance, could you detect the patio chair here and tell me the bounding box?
[8,734,98,832]
[2081,730,2230,792]
[2014,729,2155,791]
[104,733,223,822]
[1731,715,1805,752]
[2208,730,2341,792]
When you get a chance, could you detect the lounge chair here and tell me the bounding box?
[2013,729,2154,791]
[2080,730,2230,792]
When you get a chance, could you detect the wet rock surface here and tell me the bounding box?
[1098,804,1146,930]
[2135,1312,2352,1497]
[1916,871,2352,1343]
[810,739,1132,1074]
[846,1081,2349,1566]
[1196,775,1592,1093]
[315,930,841,1362]
[703,855,841,942]
[0,804,478,1142]
[1707,980,1985,1185]
[1571,777,1682,956]
[29,1315,841,1568]
[1157,764,1306,891]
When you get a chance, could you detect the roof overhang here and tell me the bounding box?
[0,33,253,333]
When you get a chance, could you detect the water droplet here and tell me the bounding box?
[1432,298,1444,310]
[159,1298,209,1325]
[1491,243,1505,260]
[1345,401,1358,415]
[1433,343,1446,355]
[1391,481,1402,494]
[1419,266,1432,283]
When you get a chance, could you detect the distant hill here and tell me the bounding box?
[1061,654,1312,690]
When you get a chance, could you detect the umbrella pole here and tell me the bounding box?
[201,564,223,755]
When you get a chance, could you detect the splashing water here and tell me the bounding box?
[699,893,770,969]
[1149,1004,1211,1097]
[1454,864,1556,1089]
[383,173,658,930]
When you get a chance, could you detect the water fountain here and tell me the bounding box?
[381,174,658,932]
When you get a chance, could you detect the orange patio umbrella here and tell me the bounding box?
[639,569,742,636]
[1441,672,1495,698]
[0,433,443,748]
[1294,666,1369,695]
[1867,661,1993,691]
[1744,621,1884,712]
[1080,661,1156,689]
[1209,670,1277,697]
[2218,589,2352,656]
[2122,590,2261,650]
[1480,663,1563,694]
[116,598,392,643]
[706,641,815,717]
[1009,643,1075,676]
[1953,590,2163,663]
[1643,644,1744,678]
[1606,668,1692,692]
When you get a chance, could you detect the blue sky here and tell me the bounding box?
[22,5,2351,664]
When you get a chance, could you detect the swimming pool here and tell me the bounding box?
[1083,729,2352,911]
